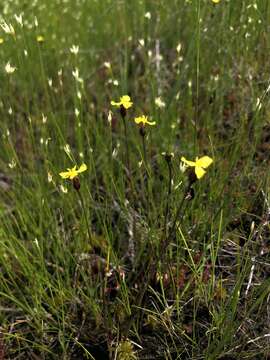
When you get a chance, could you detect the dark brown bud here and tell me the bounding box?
[72,176,80,191]
[139,126,146,137]
[120,105,126,118]
[187,168,197,186]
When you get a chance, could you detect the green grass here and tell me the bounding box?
[1,0,270,358]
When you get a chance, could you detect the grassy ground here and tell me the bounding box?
[1,0,270,358]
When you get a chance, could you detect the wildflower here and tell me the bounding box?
[70,45,79,55]
[59,164,87,180]
[37,35,44,42]
[0,38,4,44]
[134,115,156,127]
[5,62,16,74]
[212,0,220,3]
[0,22,15,36]
[103,61,111,69]
[155,97,165,108]
[181,156,213,179]
[14,14,23,27]
[111,95,133,109]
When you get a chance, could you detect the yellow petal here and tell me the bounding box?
[135,116,143,124]
[195,166,206,179]
[181,157,196,167]
[123,101,133,109]
[195,156,213,169]
[59,171,71,179]
[121,95,131,102]
[146,121,156,126]
[111,100,121,107]
[77,163,87,173]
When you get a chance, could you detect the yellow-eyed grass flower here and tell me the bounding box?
[59,163,87,190]
[111,95,133,109]
[181,156,213,180]
[134,115,156,127]
[111,95,132,118]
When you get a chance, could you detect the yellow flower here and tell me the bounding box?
[59,164,87,180]
[181,156,213,179]
[37,35,44,42]
[0,38,4,44]
[111,95,133,109]
[134,115,156,126]
[212,0,220,3]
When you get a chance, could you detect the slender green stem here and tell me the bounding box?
[122,116,130,173]
[76,189,92,244]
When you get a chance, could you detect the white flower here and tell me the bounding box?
[176,43,182,53]
[155,97,165,108]
[75,108,80,117]
[138,39,145,47]
[145,12,151,19]
[5,62,16,74]
[60,185,68,193]
[103,61,111,69]
[14,14,23,27]
[72,67,83,83]
[1,21,15,35]
[8,158,16,169]
[107,110,112,125]
[70,45,79,55]
[47,172,53,183]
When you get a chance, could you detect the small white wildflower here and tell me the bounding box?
[75,108,80,117]
[72,67,83,83]
[138,39,145,47]
[8,158,16,169]
[60,185,68,193]
[14,14,23,27]
[48,78,52,87]
[112,148,118,159]
[79,152,84,158]
[70,45,79,55]
[1,21,15,35]
[108,110,113,125]
[113,79,119,86]
[42,113,47,123]
[145,12,151,19]
[34,17,38,27]
[148,50,153,58]
[155,97,165,108]
[138,160,143,168]
[24,49,28,57]
[64,143,71,155]
[47,171,53,183]
[5,62,16,74]
[8,107,13,115]
[176,43,182,53]
[40,137,44,144]
[104,61,111,69]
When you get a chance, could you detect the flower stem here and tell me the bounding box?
[76,189,92,245]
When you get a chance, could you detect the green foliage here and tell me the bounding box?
[0,0,270,358]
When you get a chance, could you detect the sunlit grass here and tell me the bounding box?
[0,0,270,358]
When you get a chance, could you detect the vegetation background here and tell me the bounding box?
[0,0,270,358]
